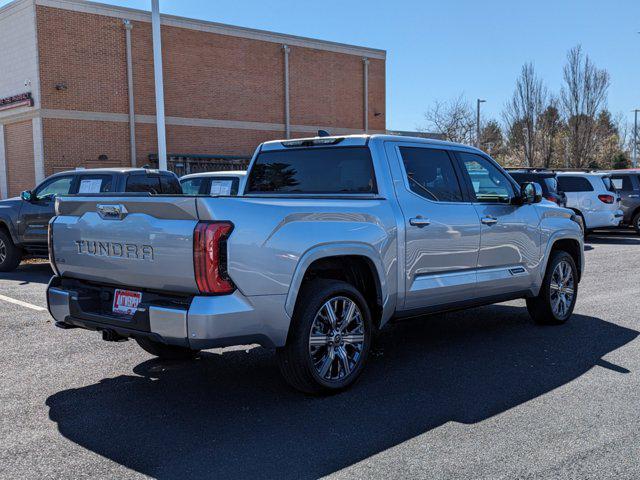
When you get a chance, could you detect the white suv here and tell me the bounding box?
[557,172,623,234]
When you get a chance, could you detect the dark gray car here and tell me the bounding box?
[0,168,181,271]
[609,170,640,234]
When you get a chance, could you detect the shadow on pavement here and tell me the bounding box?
[46,304,638,479]
[0,262,52,285]
[586,230,640,245]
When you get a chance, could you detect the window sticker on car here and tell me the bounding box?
[211,180,233,196]
[79,179,103,193]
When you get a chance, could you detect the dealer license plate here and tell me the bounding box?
[112,289,142,316]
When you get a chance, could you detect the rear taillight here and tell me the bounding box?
[193,221,235,295]
[48,220,59,276]
[598,194,614,204]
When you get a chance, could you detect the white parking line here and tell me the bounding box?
[0,294,47,312]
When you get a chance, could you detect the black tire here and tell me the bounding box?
[527,250,578,325]
[572,211,587,239]
[632,211,640,235]
[0,230,22,272]
[135,337,199,360]
[276,279,373,395]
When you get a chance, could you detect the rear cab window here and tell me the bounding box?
[246,147,377,194]
[126,175,161,194]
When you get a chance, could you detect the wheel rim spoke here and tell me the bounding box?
[309,296,366,381]
[342,334,365,344]
[309,335,330,346]
[550,260,574,318]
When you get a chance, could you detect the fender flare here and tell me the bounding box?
[0,217,19,244]
[540,230,584,282]
[284,242,392,323]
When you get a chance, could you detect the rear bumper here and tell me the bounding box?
[584,210,623,229]
[47,277,291,349]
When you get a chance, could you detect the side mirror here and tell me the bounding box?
[21,190,32,202]
[519,182,543,204]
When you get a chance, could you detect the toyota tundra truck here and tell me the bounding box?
[47,135,584,394]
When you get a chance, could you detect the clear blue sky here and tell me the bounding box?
[3,0,639,130]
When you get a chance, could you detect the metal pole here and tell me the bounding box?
[363,57,369,133]
[282,45,290,139]
[634,109,638,168]
[151,0,167,171]
[124,20,137,167]
[476,99,485,147]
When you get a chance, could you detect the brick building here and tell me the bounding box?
[0,0,386,198]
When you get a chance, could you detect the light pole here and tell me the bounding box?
[151,0,167,171]
[633,109,639,168]
[476,99,486,148]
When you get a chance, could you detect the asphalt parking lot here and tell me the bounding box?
[1,231,639,480]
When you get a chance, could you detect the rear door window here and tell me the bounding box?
[180,177,205,195]
[398,147,463,202]
[209,177,240,196]
[126,175,161,194]
[246,147,377,194]
[557,176,594,192]
[76,174,114,193]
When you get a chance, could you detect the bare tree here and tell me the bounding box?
[423,94,475,144]
[503,63,548,167]
[537,99,563,168]
[560,45,610,168]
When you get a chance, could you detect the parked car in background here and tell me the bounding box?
[47,135,583,394]
[0,168,181,272]
[556,171,623,236]
[179,170,246,196]
[608,169,640,234]
[506,169,567,207]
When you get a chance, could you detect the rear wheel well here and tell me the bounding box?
[297,255,383,328]
[550,239,582,281]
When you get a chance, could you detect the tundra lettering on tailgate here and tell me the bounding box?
[74,240,154,260]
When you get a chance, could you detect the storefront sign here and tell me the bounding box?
[0,92,34,112]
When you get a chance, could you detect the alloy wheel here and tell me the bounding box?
[549,260,575,319]
[308,296,366,381]
[0,238,6,264]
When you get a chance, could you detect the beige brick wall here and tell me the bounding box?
[4,121,35,197]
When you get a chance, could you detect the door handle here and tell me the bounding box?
[409,216,431,227]
[629,194,639,198]
[481,216,498,225]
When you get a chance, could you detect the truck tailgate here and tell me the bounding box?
[52,196,200,293]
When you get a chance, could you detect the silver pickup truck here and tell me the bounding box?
[47,135,584,394]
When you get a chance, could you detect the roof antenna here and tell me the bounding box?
[317,129,330,137]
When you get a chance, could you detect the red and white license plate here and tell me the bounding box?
[112,289,142,316]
